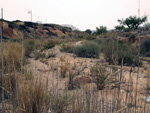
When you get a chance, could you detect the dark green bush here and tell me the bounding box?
[19,25,30,33]
[85,29,92,34]
[94,38,103,45]
[96,26,107,35]
[140,38,150,57]
[46,31,58,36]
[24,39,35,57]
[86,35,96,40]
[74,41,100,58]
[128,34,136,43]
[8,22,17,29]
[24,22,38,28]
[61,36,66,39]
[102,39,140,66]
[42,40,55,51]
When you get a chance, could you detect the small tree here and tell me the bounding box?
[115,25,125,32]
[117,15,147,30]
[85,29,92,34]
[96,26,107,35]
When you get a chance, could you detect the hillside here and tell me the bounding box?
[0,20,87,39]
[61,24,80,31]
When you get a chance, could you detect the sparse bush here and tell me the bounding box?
[60,59,69,78]
[8,22,17,29]
[68,73,76,90]
[24,22,38,28]
[46,31,58,36]
[61,36,66,39]
[34,51,45,60]
[47,52,56,58]
[115,25,125,32]
[42,40,56,51]
[128,34,136,43]
[19,25,30,33]
[10,38,22,43]
[24,39,35,57]
[86,35,96,40]
[60,43,74,53]
[140,38,150,57]
[49,89,73,113]
[102,39,140,66]
[94,38,103,45]
[90,63,109,90]
[74,41,100,58]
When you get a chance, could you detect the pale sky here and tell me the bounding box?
[0,0,150,31]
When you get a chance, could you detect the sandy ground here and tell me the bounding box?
[26,42,150,111]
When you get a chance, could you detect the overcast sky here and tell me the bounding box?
[0,0,150,31]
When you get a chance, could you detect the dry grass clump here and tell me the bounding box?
[0,72,22,99]
[41,39,56,52]
[49,89,73,113]
[0,42,23,101]
[0,42,23,73]
[0,69,47,113]
[60,59,70,78]
[18,78,46,113]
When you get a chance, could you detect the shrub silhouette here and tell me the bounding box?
[74,41,100,58]
[140,38,150,57]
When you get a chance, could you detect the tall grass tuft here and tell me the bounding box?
[18,78,46,113]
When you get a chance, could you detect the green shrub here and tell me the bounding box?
[42,40,55,51]
[86,35,96,40]
[74,41,100,58]
[140,38,150,57]
[128,34,136,43]
[19,25,31,33]
[8,22,17,29]
[85,29,92,34]
[115,25,125,32]
[94,38,103,45]
[24,22,38,28]
[102,39,140,66]
[96,26,107,35]
[61,36,66,39]
[24,39,35,57]
[60,43,74,53]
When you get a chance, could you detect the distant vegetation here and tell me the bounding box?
[116,15,147,30]
[96,26,107,35]
[1,15,150,113]
[85,29,92,34]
